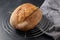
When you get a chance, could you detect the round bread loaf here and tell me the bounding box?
[10,3,42,31]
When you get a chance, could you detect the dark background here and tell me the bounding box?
[0,0,54,40]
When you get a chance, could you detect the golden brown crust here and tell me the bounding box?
[10,3,42,31]
[17,9,42,31]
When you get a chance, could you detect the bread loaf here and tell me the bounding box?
[10,3,42,31]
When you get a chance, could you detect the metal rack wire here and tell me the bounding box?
[2,15,53,39]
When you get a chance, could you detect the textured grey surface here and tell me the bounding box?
[41,0,60,40]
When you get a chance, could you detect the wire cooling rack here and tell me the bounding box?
[2,14,53,38]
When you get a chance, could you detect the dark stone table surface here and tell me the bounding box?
[0,0,54,40]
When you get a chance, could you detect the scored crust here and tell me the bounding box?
[10,3,42,31]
